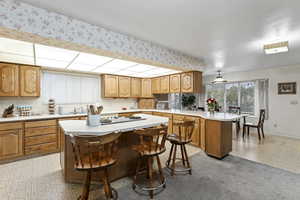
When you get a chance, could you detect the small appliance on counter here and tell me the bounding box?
[17,105,32,116]
[48,99,55,115]
[156,101,169,110]
[2,104,14,118]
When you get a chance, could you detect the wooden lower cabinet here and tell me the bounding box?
[172,114,202,147]
[152,112,173,134]
[24,119,58,155]
[0,122,23,161]
[205,120,232,158]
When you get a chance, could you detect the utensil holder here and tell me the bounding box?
[87,114,100,126]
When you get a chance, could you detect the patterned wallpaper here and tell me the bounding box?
[0,0,203,70]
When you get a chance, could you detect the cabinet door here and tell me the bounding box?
[131,78,141,97]
[151,77,161,94]
[0,129,23,160]
[200,118,206,150]
[118,76,131,97]
[160,76,170,93]
[172,115,200,146]
[0,63,19,96]
[152,112,173,134]
[141,79,153,98]
[181,72,194,93]
[102,75,119,97]
[169,74,181,93]
[20,65,40,97]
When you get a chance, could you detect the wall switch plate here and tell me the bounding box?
[290,100,298,105]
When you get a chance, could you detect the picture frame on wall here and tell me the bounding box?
[278,82,297,95]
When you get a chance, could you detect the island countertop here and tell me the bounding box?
[59,114,168,136]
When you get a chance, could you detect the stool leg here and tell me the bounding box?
[148,157,154,199]
[166,143,174,167]
[183,145,192,175]
[257,127,261,141]
[103,168,113,199]
[171,144,177,176]
[180,144,186,166]
[156,155,165,188]
[133,156,141,189]
[80,170,91,200]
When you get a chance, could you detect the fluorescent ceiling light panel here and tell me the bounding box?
[73,53,113,66]
[35,44,78,62]
[0,52,34,65]
[0,37,34,57]
[126,64,155,72]
[115,70,136,76]
[36,58,69,69]
[67,63,96,71]
[264,41,289,55]
[93,59,136,72]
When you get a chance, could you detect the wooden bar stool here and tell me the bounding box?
[131,125,168,199]
[228,106,241,135]
[70,133,121,200]
[166,120,195,175]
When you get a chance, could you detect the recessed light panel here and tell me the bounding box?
[35,44,78,62]
[0,52,34,65]
[93,59,136,72]
[0,37,34,57]
[36,58,69,69]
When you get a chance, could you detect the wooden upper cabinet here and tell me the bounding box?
[141,78,153,98]
[169,74,181,93]
[102,74,119,98]
[118,76,131,97]
[181,71,202,93]
[151,77,161,94]
[0,63,19,96]
[20,65,40,97]
[131,78,141,97]
[160,76,170,93]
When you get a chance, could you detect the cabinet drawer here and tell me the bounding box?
[25,126,57,137]
[25,120,56,128]
[25,134,57,146]
[0,122,23,131]
[58,117,81,121]
[25,142,58,155]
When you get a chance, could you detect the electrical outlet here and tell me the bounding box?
[273,123,277,128]
[290,100,298,105]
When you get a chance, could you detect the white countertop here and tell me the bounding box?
[59,114,168,136]
[0,109,244,123]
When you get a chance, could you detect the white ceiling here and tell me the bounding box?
[0,37,180,77]
[20,0,300,74]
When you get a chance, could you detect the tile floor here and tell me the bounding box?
[0,133,299,199]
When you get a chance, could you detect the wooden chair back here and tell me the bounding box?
[134,124,168,155]
[258,109,266,127]
[70,133,121,169]
[172,120,195,143]
[228,106,241,115]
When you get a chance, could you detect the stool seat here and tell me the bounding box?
[75,156,117,170]
[167,134,192,144]
[132,143,166,156]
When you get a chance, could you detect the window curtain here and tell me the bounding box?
[256,79,269,119]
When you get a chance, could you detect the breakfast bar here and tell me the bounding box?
[59,114,169,183]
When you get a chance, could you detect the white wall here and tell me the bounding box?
[0,70,137,115]
[204,64,300,139]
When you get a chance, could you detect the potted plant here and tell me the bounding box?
[182,94,196,110]
[206,98,218,113]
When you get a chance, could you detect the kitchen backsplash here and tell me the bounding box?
[0,97,137,116]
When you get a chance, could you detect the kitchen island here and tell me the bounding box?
[59,114,168,183]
